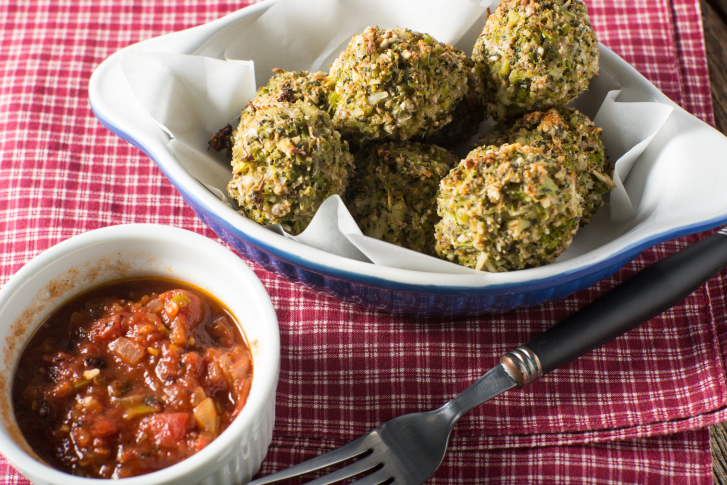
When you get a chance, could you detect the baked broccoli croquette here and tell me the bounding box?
[329,26,471,143]
[347,142,458,255]
[227,101,354,235]
[472,0,599,121]
[480,107,614,225]
[435,143,582,272]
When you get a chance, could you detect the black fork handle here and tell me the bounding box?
[524,230,727,377]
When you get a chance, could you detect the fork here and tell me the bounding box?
[249,228,727,485]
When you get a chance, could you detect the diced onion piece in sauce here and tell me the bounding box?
[109,337,145,365]
[230,356,251,381]
[145,298,163,314]
[208,349,251,398]
[193,397,219,435]
[191,387,206,407]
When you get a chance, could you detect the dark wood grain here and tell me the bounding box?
[707,0,727,17]
[702,0,727,134]
[714,423,727,484]
[704,0,727,480]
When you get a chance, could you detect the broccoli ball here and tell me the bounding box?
[435,143,581,272]
[329,26,471,143]
[227,100,354,235]
[480,107,614,225]
[257,69,334,111]
[346,142,458,255]
[472,0,600,121]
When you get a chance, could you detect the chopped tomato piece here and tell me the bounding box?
[208,317,234,346]
[181,351,204,380]
[90,417,120,437]
[140,413,190,448]
[90,315,123,341]
[159,290,203,332]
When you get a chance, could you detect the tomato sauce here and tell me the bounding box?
[12,278,253,479]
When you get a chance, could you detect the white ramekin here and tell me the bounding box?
[0,224,280,485]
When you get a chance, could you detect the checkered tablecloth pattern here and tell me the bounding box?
[0,0,725,483]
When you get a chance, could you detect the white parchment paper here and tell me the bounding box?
[119,0,675,274]
[224,0,494,87]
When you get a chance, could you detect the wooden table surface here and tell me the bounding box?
[702,0,727,481]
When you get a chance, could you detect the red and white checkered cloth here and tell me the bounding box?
[0,0,724,483]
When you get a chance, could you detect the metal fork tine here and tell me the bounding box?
[301,455,381,485]
[248,435,371,484]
